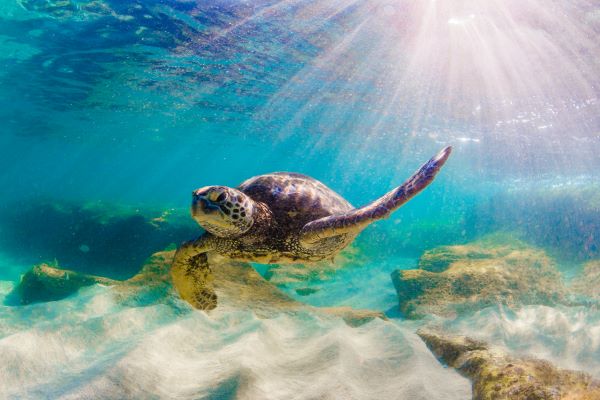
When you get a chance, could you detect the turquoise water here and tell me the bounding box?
[1,0,600,398]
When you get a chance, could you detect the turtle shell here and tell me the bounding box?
[237,172,353,231]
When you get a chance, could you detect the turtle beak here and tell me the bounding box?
[192,192,204,214]
[192,194,219,216]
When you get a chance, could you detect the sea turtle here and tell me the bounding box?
[171,146,452,310]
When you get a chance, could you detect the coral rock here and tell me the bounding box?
[418,329,600,400]
[12,250,385,327]
[570,260,600,301]
[391,238,567,318]
[11,263,115,305]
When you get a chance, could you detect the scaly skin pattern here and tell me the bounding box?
[200,200,356,264]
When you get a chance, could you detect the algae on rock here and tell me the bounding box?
[570,260,600,301]
[0,199,196,279]
[418,329,600,400]
[391,237,567,318]
[10,263,115,305]
[10,249,385,327]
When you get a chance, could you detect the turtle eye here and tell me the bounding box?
[208,191,226,202]
[215,192,227,203]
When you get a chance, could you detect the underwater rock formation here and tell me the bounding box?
[570,260,600,301]
[10,263,115,305]
[391,237,567,318]
[172,251,386,326]
[11,249,384,327]
[418,330,600,400]
[111,249,178,306]
[10,249,179,306]
[416,241,518,273]
[208,255,386,325]
[0,200,196,279]
[19,0,79,19]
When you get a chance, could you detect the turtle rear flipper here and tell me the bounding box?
[299,146,452,248]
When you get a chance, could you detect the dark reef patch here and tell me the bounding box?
[0,199,196,279]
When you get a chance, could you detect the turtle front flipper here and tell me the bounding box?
[299,146,452,248]
[171,238,217,310]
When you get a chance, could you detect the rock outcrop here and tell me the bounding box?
[10,250,385,327]
[0,200,196,279]
[418,329,600,400]
[178,252,386,326]
[391,238,567,318]
[10,263,115,305]
[570,260,600,301]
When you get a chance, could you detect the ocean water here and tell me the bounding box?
[1,0,600,398]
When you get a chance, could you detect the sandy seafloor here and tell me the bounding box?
[0,264,472,399]
[1,249,599,400]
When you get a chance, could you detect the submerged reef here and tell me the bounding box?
[9,249,385,327]
[570,260,600,302]
[391,236,567,318]
[418,330,600,400]
[208,253,385,327]
[8,262,114,305]
[0,199,196,279]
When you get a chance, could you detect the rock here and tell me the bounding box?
[417,237,526,273]
[10,250,385,327]
[570,260,600,301]
[391,238,567,318]
[209,255,385,326]
[320,307,387,327]
[112,250,176,306]
[9,250,177,306]
[9,263,115,305]
[19,0,78,19]
[0,200,196,279]
[418,329,600,400]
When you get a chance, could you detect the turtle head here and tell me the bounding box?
[191,186,256,237]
